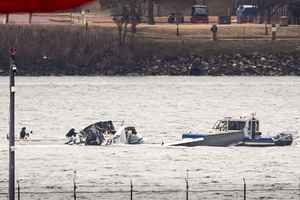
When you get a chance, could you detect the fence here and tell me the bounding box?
[0,178,300,200]
[1,13,300,42]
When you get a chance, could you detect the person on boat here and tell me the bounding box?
[19,127,29,139]
[65,128,78,144]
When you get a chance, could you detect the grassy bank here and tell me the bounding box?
[0,24,300,75]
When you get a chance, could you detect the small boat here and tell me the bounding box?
[168,119,245,147]
[65,121,143,145]
[168,114,295,147]
[231,114,294,147]
[239,132,294,147]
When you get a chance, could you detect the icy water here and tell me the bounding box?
[0,76,300,200]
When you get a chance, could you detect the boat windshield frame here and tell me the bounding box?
[213,119,247,131]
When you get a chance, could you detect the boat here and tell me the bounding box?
[65,121,143,145]
[168,118,245,147]
[235,114,294,147]
[168,114,294,147]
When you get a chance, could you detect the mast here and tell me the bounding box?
[8,48,17,200]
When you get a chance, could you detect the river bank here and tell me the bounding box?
[0,25,300,76]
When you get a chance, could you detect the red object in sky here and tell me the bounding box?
[0,0,94,13]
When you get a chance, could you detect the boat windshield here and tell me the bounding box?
[213,120,227,130]
[228,121,246,130]
[213,120,246,131]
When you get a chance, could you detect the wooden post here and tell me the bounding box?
[243,178,246,200]
[8,48,17,200]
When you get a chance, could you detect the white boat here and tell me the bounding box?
[168,113,295,147]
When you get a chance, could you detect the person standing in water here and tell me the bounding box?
[19,127,31,139]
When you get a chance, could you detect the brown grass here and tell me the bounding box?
[0,24,300,75]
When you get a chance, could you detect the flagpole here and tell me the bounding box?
[8,48,17,200]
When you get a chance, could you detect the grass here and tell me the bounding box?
[0,23,299,75]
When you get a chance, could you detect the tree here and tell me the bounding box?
[255,0,288,23]
[147,0,155,24]
[253,0,289,34]
[99,0,142,45]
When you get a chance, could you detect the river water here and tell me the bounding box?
[0,76,300,200]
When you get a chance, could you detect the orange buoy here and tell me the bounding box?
[0,0,94,13]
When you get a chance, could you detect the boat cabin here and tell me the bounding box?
[212,115,260,138]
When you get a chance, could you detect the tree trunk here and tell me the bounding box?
[147,0,155,25]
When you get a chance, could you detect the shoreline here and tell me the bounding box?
[0,25,300,76]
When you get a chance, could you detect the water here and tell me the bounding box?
[0,76,300,199]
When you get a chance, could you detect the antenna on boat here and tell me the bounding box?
[8,47,17,200]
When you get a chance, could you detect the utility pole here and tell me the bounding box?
[8,48,17,200]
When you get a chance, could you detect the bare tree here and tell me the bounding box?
[99,0,142,45]
[147,0,155,24]
[253,0,289,34]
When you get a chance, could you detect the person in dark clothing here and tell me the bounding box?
[20,127,27,139]
[65,128,78,144]
[66,128,77,138]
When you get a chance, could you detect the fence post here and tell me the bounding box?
[186,169,189,200]
[29,13,32,24]
[4,14,9,24]
[243,178,246,200]
[298,177,300,200]
[17,180,20,200]
[73,171,77,200]
[271,24,277,41]
[176,22,179,37]
[85,22,89,32]
[185,178,189,200]
[130,180,133,200]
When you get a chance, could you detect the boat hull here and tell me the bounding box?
[237,138,293,147]
[170,131,244,147]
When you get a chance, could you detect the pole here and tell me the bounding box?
[298,177,300,200]
[4,14,9,24]
[9,48,17,200]
[73,171,77,200]
[130,180,133,200]
[29,13,32,24]
[186,169,189,200]
[17,180,20,200]
[271,24,277,41]
[243,178,246,200]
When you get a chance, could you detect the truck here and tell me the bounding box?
[236,5,258,23]
[191,4,209,23]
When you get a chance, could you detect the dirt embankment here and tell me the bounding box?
[0,25,300,76]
